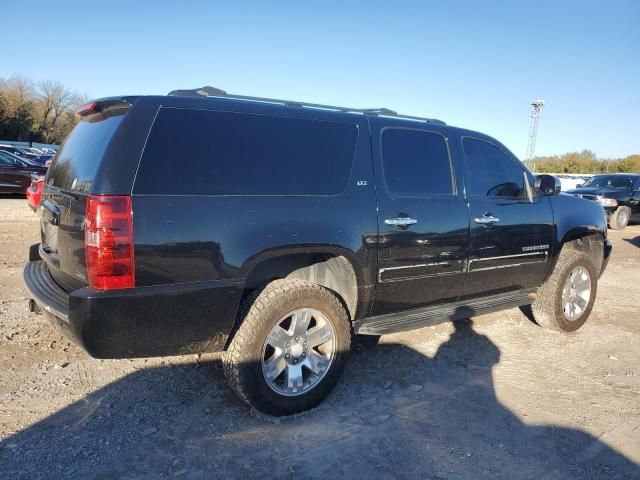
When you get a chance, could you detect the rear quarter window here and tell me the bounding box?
[133,108,358,196]
[47,110,126,192]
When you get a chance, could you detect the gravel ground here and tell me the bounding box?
[0,195,638,479]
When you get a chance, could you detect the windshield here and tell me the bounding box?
[0,150,28,166]
[581,175,635,190]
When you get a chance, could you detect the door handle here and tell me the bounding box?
[385,217,418,227]
[474,214,500,225]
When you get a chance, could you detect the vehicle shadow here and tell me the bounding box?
[623,235,640,249]
[0,319,637,479]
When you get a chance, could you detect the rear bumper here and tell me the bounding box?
[23,260,244,359]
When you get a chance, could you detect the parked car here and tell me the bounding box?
[0,144,27,157]
[567,174,640,230]
[29,154,54,166]
[0,144,39,162]
[0,150,48,194]
[40,147,57,155]
[24,91,612,416]
[26,175,45,211]
[557,175,592,192]
[16,147,41,161]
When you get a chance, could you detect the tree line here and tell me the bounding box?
[1,73,638,172]
[0,75,85,145]
[531,150,640,174]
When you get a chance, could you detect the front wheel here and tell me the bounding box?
[529,249,598,332]
[609,206,630,230]
[223,279,351,416]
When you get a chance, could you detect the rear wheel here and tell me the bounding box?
[609,206,630,230]
[223,279,351,416]
[529,248,597,332]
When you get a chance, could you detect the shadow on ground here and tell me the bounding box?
[1,320,637,479]
[623,235,640,249]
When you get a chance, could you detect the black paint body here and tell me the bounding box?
[24,95,611,358]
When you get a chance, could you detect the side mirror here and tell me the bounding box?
[575,183,583,188]
[535,174,561,196]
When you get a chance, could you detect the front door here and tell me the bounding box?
[371,121,469,315]
[459,136,554,298]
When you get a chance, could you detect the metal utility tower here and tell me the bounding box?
[525,99,545,171]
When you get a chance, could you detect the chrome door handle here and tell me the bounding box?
[385,217,418,227]
[474,214,500,225]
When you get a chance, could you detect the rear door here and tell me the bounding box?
[459,136,554,298]
[371,119,469,315]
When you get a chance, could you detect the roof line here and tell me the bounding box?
[167,86,446,125]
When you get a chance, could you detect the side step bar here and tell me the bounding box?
[354,289,536,336]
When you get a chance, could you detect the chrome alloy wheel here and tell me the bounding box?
[261,308,336,396]
[561,266,592,321]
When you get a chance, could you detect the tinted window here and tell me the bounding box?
[381,129,453,196]
[134,109,358,196]
[48,109,126,192]
[0,154,15,166]
[462,138,524,198]
[581,175,636,190]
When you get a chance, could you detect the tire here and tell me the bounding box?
[609,206,630,230]
[223,279,351,416]
[529,248,597,332]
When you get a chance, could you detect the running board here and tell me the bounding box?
[354,289,536,336]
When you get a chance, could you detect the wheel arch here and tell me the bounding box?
[549,229,605,280]
[240,245,369,323]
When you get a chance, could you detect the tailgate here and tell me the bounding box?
[40,104,129,291]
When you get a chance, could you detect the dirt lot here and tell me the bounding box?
[0,196,638,480]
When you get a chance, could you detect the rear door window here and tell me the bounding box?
[134,108,358,196]
[381,128,453,197]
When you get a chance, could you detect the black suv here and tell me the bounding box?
[567,174,640,230]
[24,89,612,415]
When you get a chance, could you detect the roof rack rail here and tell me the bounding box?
[167,86,446,125]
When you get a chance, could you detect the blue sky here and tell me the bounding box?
[2,0,638,158]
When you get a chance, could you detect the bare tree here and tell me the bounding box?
[2,75,34,113]
[0,75,36,140]
[36,80,82,143]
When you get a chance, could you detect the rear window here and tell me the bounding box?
[47,110,125,192]
[133,108,358,196]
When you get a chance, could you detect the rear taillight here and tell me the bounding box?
[84,195,135,290]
